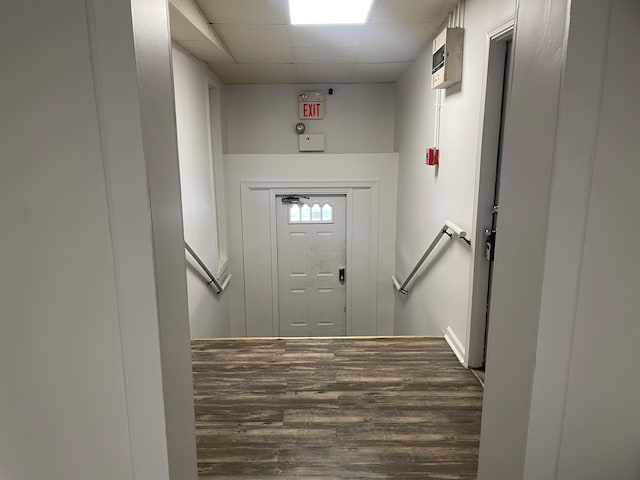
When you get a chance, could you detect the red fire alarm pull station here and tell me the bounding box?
[426,147,440,166]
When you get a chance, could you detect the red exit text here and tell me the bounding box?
[300,103,324,119]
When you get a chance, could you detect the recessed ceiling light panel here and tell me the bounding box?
[288,0,374,25]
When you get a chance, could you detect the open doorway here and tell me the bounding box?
[167,2,503,479]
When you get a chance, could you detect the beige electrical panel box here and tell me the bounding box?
[431,27,464,89]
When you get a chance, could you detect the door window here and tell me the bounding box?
[289,202,334,224]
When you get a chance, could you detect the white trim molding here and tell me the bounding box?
[445,326,467,366]
[240,179,380,337]
[87,1,174,478]
[466,16,515,369]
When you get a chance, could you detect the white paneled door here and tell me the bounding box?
[277,195,346,336]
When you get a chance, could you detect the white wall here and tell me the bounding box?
[476,0,569,476]
[0,1,185,479]
[223,82,398,337]
[393,0,514,350]
[525,1,640,478]
[521,0,610,476]
[173,45,230,338]
[225,154,398,337]
[557,4,640,475]
[225,84,396,154]
[0,4,133,478]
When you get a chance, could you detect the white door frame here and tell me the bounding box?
[466,17,515,368]
[273,191,348,336]
[240,179,379,336]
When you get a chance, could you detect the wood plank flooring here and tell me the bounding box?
[192,337,483,479]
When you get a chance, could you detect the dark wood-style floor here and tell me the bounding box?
[192,337,483,479]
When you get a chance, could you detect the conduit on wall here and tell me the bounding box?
[432,1,465,156]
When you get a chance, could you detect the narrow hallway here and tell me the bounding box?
[193,337,483,479]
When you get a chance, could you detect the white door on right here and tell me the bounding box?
[276,195,346,336]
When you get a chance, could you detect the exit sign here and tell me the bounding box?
[299,102,324,119]
[298,91,325,120]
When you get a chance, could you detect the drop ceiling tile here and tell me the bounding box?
[352,62,412,83]
[209,63,296,84]
[197,0,289,24]
[357,23,439,63]
[214,24,293,63]
[170,5,204,41]
[175,40,234,63]
[368,0,457,24]
[295,63,354,84]
[294,46,356,64]
[290,25,364,48]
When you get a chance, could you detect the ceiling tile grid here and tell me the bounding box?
[214,24,294,63]
[190,0,459,84]
[293,46,357,64]
[295,63,355,83]
[367,0,455,24]
[290,25,365,48]
[213,63,297,84]
[198,0,289,24]
[357,22,442,63]
[352,62,414,83]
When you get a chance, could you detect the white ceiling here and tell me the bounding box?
[177,0,460,84]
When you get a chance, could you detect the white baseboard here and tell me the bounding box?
[445,326,467,367]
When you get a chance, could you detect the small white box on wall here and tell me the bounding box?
[298,134,325,152]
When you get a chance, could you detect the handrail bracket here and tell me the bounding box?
[184,241,231,295]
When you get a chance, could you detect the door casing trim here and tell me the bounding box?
[240,180,379,336]
[466,17,515,368]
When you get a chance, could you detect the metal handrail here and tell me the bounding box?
[184,241,231,295]
[392,221,470,296]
